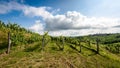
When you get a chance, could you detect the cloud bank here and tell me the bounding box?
[1,1,120,36]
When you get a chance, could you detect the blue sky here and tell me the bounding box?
[0,0,120,36]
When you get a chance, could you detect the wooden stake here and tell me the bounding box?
[7,32,11,54]
[96,38,99,54]
[79,41,82,52]
[42,35,45,50]
[62,37,64,50]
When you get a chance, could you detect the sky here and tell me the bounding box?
[0,0,120,36]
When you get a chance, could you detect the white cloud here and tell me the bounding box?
[44,11,120,36]
[45,11,120,30]
[0,1,24,14]
[0,1,52,19]
[29,20,44,34]
[23,6,53,18]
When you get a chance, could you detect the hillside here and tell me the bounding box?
[0,21,120,68]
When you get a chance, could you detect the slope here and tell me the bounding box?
[0,20,120,68]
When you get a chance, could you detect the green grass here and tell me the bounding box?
[0,41,120,68]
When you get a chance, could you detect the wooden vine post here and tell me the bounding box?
[117,44,120,53]
[79,41,82,52]
[88,40,91,48]
[62,36,64,50]
[96,38,100,54]
[42,35,45,50]
[41,32,50,51]
[56,36,65,51]
[118,46,120,53]
[7,32,11,54]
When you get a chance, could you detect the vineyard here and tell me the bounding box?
[0,20,120,68]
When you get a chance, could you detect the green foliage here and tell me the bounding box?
[11,32,27,46]
[43,31,51,43]
[105,43,120,53]
[41,31,51,50]
[27,33,42,44]
[6,23,20,30]
[55,36,65,50]
[0,20,43,46]
[0,21,6,29]
[70,38,79,45]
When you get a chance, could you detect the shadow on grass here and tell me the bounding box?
[82,45,100,56]
[24,44,41,52]
[69,43,99,56]
[50,46,61,51]
[0,42,8,50]
[69,44,80,52]
[82,46,97,53]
